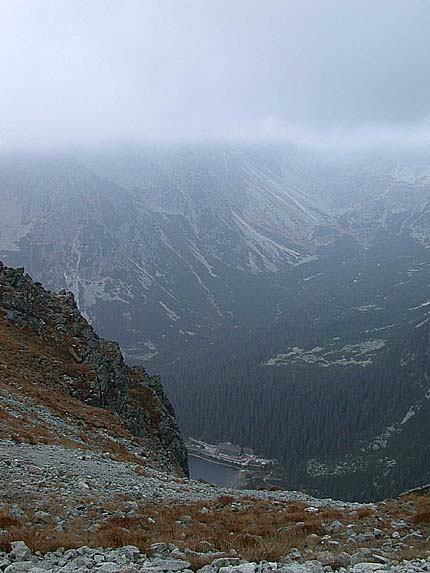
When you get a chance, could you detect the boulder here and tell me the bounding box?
[10,543,31,562]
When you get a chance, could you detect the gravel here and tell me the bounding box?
[0,542,429,573]
[0,441,371,509]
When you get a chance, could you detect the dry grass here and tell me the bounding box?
[92,500,325,563]
[412,493,430,526]
[354,507,373,519]
[0,521,89,553]
[1,493,430,564]
[0,497,325,560]
[0,315,148,464]
[0,512,21,529]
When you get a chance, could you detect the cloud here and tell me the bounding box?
[1,0,430,149]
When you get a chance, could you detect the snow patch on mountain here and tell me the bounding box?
[123,340,158,361]
[400,406,418,425]
[266,339,386,368]
[159,301,180,322]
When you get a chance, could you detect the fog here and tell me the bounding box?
[1,0,430,150]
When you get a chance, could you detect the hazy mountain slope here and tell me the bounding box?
[1,144,430,499]
[0,147,330,367]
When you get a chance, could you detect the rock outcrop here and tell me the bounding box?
[0,261,188,476]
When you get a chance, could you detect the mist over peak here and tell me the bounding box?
[1,0,430,151]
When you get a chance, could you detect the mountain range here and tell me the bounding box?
[1,143,430,500]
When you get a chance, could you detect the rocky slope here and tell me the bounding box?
[0,438,430,571]
[0,261,429,570]
[0,261,188,476]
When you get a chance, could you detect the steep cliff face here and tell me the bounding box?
[0,261,188,477]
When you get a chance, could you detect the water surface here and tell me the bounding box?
[188,455,240,488]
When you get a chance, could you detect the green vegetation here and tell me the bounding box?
[161,233,430,501]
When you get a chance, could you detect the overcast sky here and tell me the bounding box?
[1,0,430,149]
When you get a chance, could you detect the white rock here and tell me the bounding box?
[10,542,31,562]
[233,564,257,573]
[350,564,386,573]
[96,562,122,573]
[5,563,34,573]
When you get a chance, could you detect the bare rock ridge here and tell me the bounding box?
[0,261,188,477]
